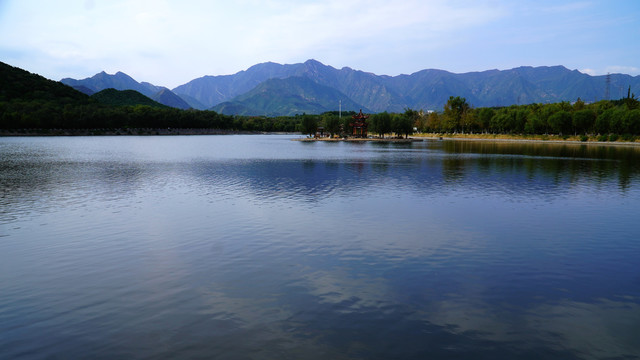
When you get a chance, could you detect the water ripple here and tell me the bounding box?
[1,135,639,359]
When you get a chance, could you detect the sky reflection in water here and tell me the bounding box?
[1,135,639,359]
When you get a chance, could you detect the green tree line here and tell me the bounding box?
[298,111,414,138]
[414,93,640,139]
[2,88,639,138]
[0,100,303,132]
[3,61,639,138]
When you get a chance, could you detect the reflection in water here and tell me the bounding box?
[440,140,640,190]
[440,139,640,159]
[1,135,639,359]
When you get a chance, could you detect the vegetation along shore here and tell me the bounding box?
[2,61,639,144]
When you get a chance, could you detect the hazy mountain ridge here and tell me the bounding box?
[151,89,191,109]
[211,76,372,116]
[1,61,89,103]
[172,61,309,109]
[71,85,95,96]
[175,60,640,114]
[61,60,640,116]
[61,72,191,109]
[62,71,154,96]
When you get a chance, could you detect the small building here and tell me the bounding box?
[350,109,369,138]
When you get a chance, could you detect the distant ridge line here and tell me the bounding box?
[62,60,640,115]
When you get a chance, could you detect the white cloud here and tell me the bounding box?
[606,66,640,76]
[426,297,640,358]
[1,0,638,87]
[579,66,640,77]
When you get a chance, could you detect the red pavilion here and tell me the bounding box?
[350,109,369,138]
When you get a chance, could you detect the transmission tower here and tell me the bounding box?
[605,73,611,100]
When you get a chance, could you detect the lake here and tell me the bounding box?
[1,135,639,359]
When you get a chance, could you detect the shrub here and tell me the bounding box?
[621,133,635,142]
[609,134,619,142]
[597,134,608,142]
[579,135,588,142]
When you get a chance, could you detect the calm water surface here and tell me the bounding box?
[1,135,639,359]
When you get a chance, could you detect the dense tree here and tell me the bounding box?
[392,113,414,138]
[524,113,546,134]
[461,109,478,133]
[572,109,596,135]
[425,112,441,132]
[620,86,639,110]
[298,114,318,136]
[341,116,352,137]
[370,112,392,138]
[548,110,572,135]
[442,96,470,133]
[414,110,429,133]
[322,113,341,138]
[594,108,612,134]
[477,108,495,133]
[490,109,509,133]
[404,108,421,130]
[513,109,529,133]
[623,109,640,134]
[607,108,626,134]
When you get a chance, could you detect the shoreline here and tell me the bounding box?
[293,134,640,147]
[2,129,639,147]
[0,128,291,137]
[293,137,422,143]
[411,134,640,147]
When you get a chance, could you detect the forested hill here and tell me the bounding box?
[1,61,169,110]
[91,88,168,108]
[1,61,89,103]
[0,61,263,132]
[2,61,640,141]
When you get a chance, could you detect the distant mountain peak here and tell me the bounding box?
[61,71,190,109]
[246,61,283,72]
[63,59,640,115]
[151,88,191,109]
[303,59,334,72]
[212,75,370,116]
[304,59,322,66]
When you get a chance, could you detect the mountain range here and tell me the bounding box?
[61,59,640,116]
[61,71,191,109]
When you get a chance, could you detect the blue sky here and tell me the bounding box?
[1,0,639,88]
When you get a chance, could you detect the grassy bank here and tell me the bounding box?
[412,133,640,145]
